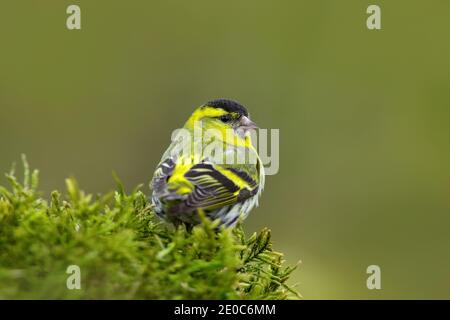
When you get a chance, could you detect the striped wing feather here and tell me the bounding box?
[152,160,259,215]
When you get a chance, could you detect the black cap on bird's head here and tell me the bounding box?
[205,99,249,118]
[202,98,257,136]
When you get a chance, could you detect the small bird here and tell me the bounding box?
[151,99,265,228]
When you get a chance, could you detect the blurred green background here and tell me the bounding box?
[1,1,449,299]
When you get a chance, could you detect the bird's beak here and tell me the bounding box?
[239,116,258,131]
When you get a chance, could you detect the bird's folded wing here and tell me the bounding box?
[183,163,243,210]
[153,160,259,213]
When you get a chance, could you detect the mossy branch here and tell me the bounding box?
[0,156,300,299]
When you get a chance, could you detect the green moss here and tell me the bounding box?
[0,156,299,299]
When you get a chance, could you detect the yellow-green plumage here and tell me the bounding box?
[151,99,264,227]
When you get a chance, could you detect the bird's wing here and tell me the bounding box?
[184,163,258,210]
[155,160,259,214]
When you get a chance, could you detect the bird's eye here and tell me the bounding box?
[219,115,232,123]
